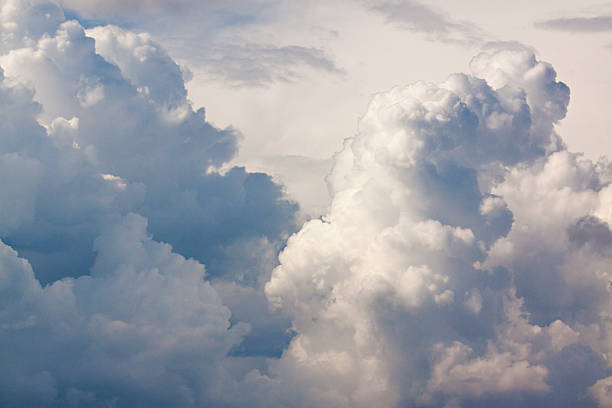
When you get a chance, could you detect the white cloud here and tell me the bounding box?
[590,376,612,408]
[484,151,611,328]
[264,44,611,407]
[86,25,190,107]
[1,1,611,407]
[425,342,549,399]
[0,5,297,284]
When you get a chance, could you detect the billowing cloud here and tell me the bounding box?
[590,376,612,408]
[0,1,296,404]
[263,45,610,407]
[0,214,247,407]
[1,1,611,407]
[0,2,297,285]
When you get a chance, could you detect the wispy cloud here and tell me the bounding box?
[68,0,342,88]
[63,0,234,16]
[367,0,483,44]
[199,42,344,87]
[535,15,612,32]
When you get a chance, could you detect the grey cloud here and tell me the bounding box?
[199,42,343,87]
[65,0,342,88]
[62,0,225,17]
[568,216,612,253]
[368,0,483,44]
[0,214,248,407]
[535,16,612,33]
[62,0,277,16]
[0,2,297,386]
[0,17,298,284]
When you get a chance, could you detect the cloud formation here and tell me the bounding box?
[0,214,246,406]
[0,3,296,284]
[264,45,611,407]
[0,1,610,407]
[0,1,296,402]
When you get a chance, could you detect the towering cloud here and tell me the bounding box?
[0,6,296,283]
[264,46,611,407]
[0,0,295,405]
[0,1,610,407]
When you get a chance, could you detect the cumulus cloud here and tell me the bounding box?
[264,44,611,407]
[1,1,611,407]
[0,214,247,407]
[0,3,297,284]
[590,376,612,408]
[0,1,296,404]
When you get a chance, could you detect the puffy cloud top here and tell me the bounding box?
[265,45,611,408]
[0,1,610,407]
[0,1,297,284]
[0,1,296,405]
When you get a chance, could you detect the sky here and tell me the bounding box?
[0,1,610,407]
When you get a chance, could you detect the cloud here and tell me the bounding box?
[367,0,483,44]
[0,214,247,407]
[263,44,611,407]
[197,42,343,87]
[61,0,214,17]
[1,1,611,407]
[0,1,297,399]
[590,376,612,408]
[535,16,612,33]
[484,151,611,326]
[0,7,297,284]
[63,1,343,88]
